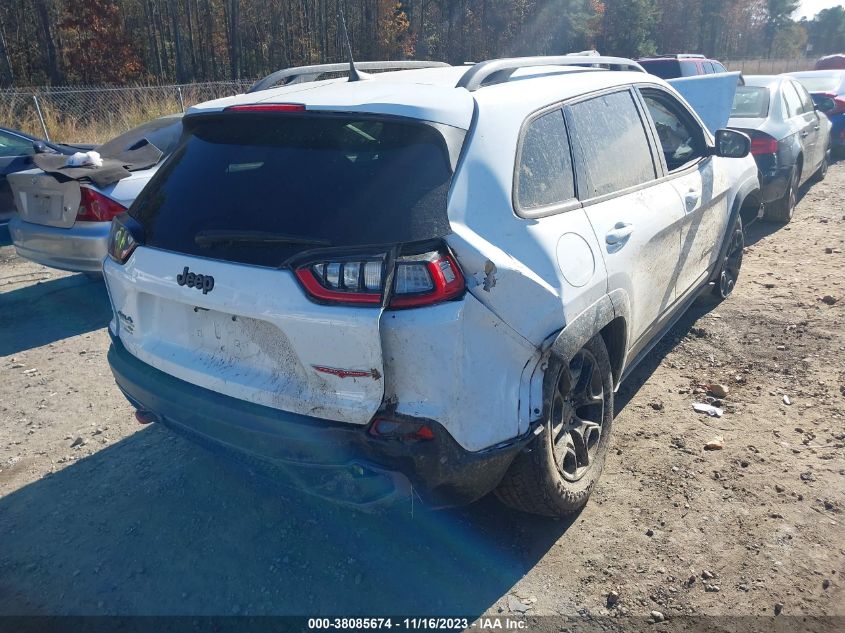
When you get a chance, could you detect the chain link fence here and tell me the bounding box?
[0,81,254,144]
[723,58,816,75]
[0,60,820,144]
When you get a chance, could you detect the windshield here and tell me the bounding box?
[731,86,770,118]
[791,72,844,93]
[130,113,458,267]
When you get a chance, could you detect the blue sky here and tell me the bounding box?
[798,0,844,19]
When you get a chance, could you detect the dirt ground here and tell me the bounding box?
[0,163,843,629]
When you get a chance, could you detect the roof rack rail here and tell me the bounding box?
[653,54,706,59]
[248,61,452,93]
[455,56,645,92]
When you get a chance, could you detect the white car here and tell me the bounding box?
[8,115,182,273]
[103,58,760,516]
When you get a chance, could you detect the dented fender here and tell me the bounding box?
[543,288,631,391]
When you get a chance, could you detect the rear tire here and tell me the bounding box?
[495,334,614,518]
[813,148,830,183]
[711,215,743,301]
[764,165,798,224]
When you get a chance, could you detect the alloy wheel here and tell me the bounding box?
[719,223,744,297]
[787,169,798,219]
[551,350,606,482]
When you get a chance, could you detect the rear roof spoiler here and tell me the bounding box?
[455,56,645,92]
[248,61,452,93]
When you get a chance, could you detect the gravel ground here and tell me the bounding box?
[0,163,843,628]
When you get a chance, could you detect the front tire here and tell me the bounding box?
[711,215,743,301]
[495,334,614,517]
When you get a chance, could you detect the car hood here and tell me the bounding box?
[668,72,743,134]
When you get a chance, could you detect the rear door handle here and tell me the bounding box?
[606,222,634,245]
[814,125,820,130]
[801,131,809,138]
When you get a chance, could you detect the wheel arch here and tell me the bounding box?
[547,290,630,391]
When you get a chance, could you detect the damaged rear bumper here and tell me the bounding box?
[107,334,529,510]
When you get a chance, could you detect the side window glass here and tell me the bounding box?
[782,82,803,118]
[703,62,715,74]
[713,62,727,73]
[793,82,814,114]
[516,109,576,210]
[567,90,656,198]
[0,131,34,157]
[641,91,706,172]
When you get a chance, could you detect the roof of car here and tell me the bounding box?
[787,69,845,78]
[187,64,663,130]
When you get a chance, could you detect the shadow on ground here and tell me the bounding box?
[0,424,571,616]
[0,274,110,355]
[616,294,718,412]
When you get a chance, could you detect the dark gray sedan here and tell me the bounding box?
[728,75,833,223]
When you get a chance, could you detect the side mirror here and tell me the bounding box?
[32,141,48,154]
[713,129,751,159]
[815,96,836,114]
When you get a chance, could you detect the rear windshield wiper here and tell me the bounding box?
[194,230,332,247]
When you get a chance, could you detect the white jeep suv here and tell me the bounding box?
[103,57,759,516]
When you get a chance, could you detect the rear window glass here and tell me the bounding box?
[731,86,770,118]
[516,109,575,210]
[640,60,681,79]
[792,73,844,93]
[567,90,656,198]
[680,61,700,77]
[130,114,456,267]
[97,117,182,158]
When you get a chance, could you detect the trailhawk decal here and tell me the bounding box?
[176,266,215,294]
[312,365,381,380]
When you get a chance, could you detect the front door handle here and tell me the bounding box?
[685,189,701,210]
[801,130,809,138]
[606,222,634,245]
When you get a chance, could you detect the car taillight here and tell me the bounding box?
[295,259,384,304]
[750,133,778,156]
[294,248,465,309]
[76,187,126,222]
[107,214,140,264]
[389,252,464,309]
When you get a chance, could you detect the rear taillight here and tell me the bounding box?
[295,259,384,304]
[389,252,464,308]
[750,133,778,156]
[76,187,126,222]
[107,214,140,264]
[294,248,465,309]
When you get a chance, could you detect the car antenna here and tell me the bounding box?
[338,3,370,82]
